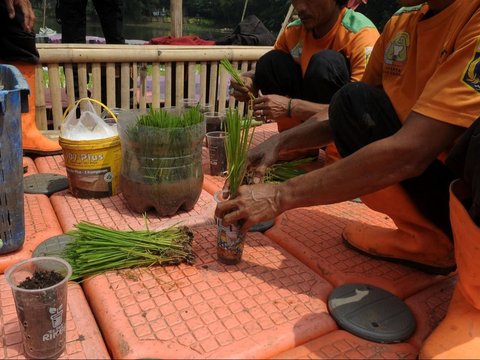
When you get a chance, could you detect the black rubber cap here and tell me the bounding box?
[249,219,274,232]
[328,283,416,344]
[24,173,69,195]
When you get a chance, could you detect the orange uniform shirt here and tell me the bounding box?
[275,7,379,81]
[363,0,480,129]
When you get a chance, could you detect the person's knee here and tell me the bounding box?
[255,50,302,97]
[329,82,370,126]
[306,50,350,82]
[303,50,350,103]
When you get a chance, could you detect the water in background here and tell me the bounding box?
[37,17,230,42]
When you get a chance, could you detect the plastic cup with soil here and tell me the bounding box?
[206,131,228,176]
[214,191,246,265]
[5,257,72,359]
[204,111,226,134]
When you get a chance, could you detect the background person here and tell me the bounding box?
[57,0,125,45]
[230,0,379,161]
[0,0,62,155]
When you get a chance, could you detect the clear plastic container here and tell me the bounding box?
[5,257,72,359]
[118,109,205,216]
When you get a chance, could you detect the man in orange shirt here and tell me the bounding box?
[230,0,379,145]
[217,0,480,357]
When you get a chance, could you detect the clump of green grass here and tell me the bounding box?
[135,107,203,129]
[224,108,255,197]
[264,157,316,183]
[62,220,195,281]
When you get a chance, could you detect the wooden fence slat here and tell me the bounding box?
[208,63,218,112]
[165,62,172,108]
[121,63,130,109]
[34,64,47,130]
[47,64,63,130]
[105,63,116,108]
[138,63,147,111]
[91,63,102,113]
[199,62,207,106]
[151,63,161,109]
[187,62,196,100]
[175,62,185,107]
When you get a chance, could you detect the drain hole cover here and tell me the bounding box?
[24,173,69,195]
[32,234,74,258]
[328,283,416,343]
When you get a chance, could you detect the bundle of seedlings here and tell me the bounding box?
[62,221,195,281]
[263,157,317,183]
[220,58,255,109]
[224,108,255,197]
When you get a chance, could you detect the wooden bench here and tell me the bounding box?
[35,44,271,132]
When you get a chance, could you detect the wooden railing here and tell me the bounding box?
[35,44,271,131]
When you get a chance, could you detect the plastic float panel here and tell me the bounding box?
[0,279,110,359]
[82,227,337,359]
[0,194,63,274]
[50,190,217,232]
[249,122,279,148]
[264,202,447,299]
[22,157,37,176]
[405,275,457,349]
[34,155,67,176]
[272,330,418,359]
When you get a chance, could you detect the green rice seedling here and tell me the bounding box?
[220,58,255,105]
[62,220,195,281]
[224,108,255,197]
[264,157,317,183]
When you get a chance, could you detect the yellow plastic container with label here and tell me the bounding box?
[59,98,121,198]
[59,135,122,198]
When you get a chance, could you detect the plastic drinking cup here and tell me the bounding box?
[204,111,226,133]
[5,257,72,359]
[206,131,227,176]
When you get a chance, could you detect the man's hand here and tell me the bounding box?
[252,94,290,121]
[247,136,282,183]
[5,0,35,32]
[215,183,283,233]
[229,72,257,102]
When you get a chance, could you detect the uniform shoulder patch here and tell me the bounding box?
[393,5,424,16]
[462,38,480,93]
[341,8,377,33]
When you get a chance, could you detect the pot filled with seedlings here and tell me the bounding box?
[118,107,205,216]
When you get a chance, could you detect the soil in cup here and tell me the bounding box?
[18,271,64,289]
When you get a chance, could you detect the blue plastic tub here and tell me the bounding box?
[0,64,29,254]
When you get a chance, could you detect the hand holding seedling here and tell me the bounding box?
[215,183,282,233]
[229,74,256,103]
[253,94,291,120]
[247,137,281,184]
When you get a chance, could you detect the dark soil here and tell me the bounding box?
[18,270,64,289]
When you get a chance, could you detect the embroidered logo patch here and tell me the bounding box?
[385,32,410,65]
[462,38,480,93]
[290,40,303,60]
